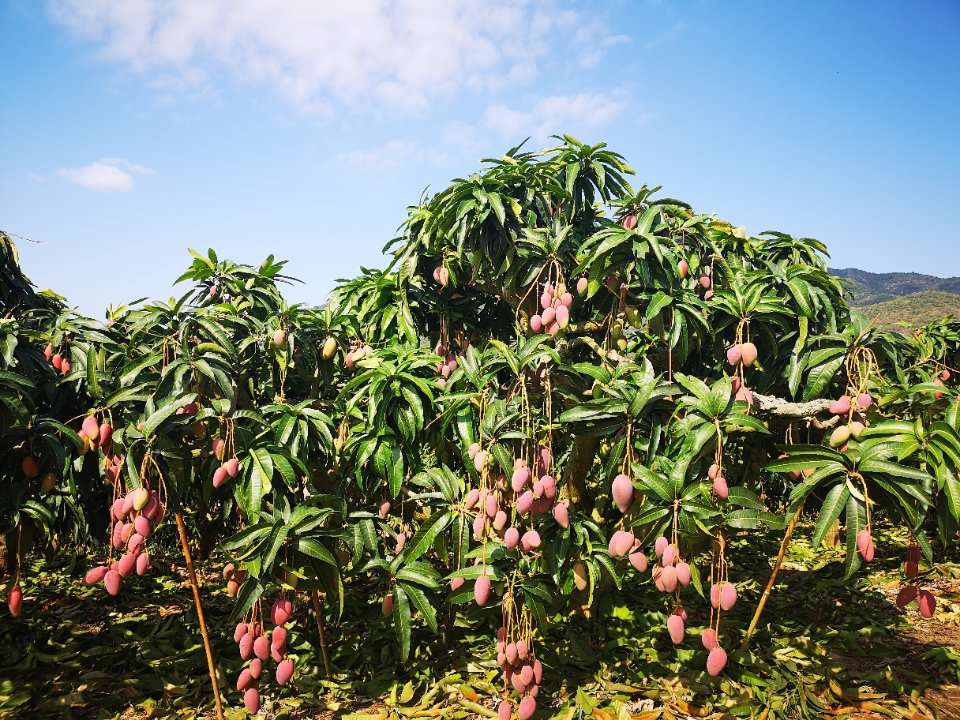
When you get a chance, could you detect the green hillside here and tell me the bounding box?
[857,290,960,330]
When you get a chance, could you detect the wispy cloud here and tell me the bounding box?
[49,0,628,114]
[58,158,152,192]
[339,140,426,170]
[645,20,685,51]
[483,93,629,142]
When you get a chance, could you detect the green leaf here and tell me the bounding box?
[392,585,412,663]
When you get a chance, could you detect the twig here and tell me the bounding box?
[310,588,332,677]
[740,502,804,650]
[174,512,224,720]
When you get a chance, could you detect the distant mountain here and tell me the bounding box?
[830,267,960,306]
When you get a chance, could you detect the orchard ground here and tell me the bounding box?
[2,521,959,719]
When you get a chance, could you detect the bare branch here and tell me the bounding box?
[751,393,832,419]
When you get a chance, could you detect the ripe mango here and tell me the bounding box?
[706,646,728,676]
[667,613,685,644]
[104,570,121,596]
[552,501,569,528]
[518,696,536,720]
[8,585,23,617]
[474,575,491,606]
[243,688,260,714]
[611,474,633,513]
[629,551,648,573]
[253,634,270,660]
[276,657,294,685]
[85,566,108,585]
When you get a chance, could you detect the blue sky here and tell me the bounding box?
[2,1,958,314]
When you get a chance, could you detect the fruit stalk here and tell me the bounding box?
[174,512,224,720]
[310,588,332,677]
[740,503,804,649]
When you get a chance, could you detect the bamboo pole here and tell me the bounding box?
[741,503,804,650]
[175,512,224,720]
[310,588,332,677]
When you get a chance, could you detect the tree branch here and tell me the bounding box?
[750,393,834,420]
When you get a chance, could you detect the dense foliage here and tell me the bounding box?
[2,137,959,717]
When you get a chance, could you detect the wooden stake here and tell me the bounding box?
[741,503,804,650]
[175,512,224,720]
[310,588,332,677]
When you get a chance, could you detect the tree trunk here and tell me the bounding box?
[823,518,841,547]
[563,435,599,509]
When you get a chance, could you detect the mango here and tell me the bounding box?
[224,457,240,478]
[253,634,270,660]
[919,589,936,618]
[629,551,648,573]
[21,456,40,479]
[82,414,100,442]
[239,632,254,659]
[276,657,294,686]
[829,396,851,415]
[212,466,228,488]
[654,536,668,556]
[498,700,512,720]
[660,565,678,592]
[713,475,729,499]
[271,626,288,652]
[322,336,337,359]
[662,544,677,566]
[104,570,121,596]
[8,585,22,617]
[117,552,137,577]
[677,260,689,279]
[520,530,541,553]
[611,473,633,513]
[248,657,262,679]
[464,488,480,509]
[504,527,520,550]
[667,613,685,644]
[719,582,737,610]
[85,566,109,585]
[701,627,718,650]
[237,669,254,692]
[726,345,741,366]
[706,646,728,676]
[829,425,850,447]
[576,277,588,295]
[474,575,491,606]
[243,687,260,714]
[740,342,758,367]
[518,696,536,720]
[552,501,569,529]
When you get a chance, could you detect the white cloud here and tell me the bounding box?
[48,0,626,114]
[483,93,628,141]
[58,158,152,192]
